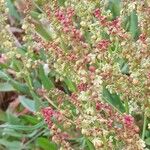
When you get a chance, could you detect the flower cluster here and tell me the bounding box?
[1,0,150,149]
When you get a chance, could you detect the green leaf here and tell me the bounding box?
[6,0,21,21]
[118,59,129,75]
[10,80,30,95]
[0,110,7,122]
[0,82,15,92]
[36,137,57,150]
[129,10,139,39]
[108,0,120,19]
[64,78,77,92]
[35,23,52,41]
[0,139,22,150]
[38,65,55,90]
[19,96,36,112]
[6,111,20,125]
[21,115,39,125]
[2,128,26,138]
[0,70,30,95]
[0,70,10,80]
[145,137,150,146]
[30,11,41,20]
[102,87,126,113]
[85,138,95,150]
[0,121,45,131]
[58,0,66,6]
[30,91,43,110]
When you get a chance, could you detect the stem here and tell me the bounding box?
[142,112,147,140]
[125,100,129,114]
[44,96,76,125]
[22,129,45,149]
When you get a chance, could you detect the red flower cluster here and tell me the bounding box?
[55,8,83,41]
[94,8,108,26]
[123,115,134,127]
[96,39,110,51]
[41,107,61,128]
[77,83,87,92]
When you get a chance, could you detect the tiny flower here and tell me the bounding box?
[92,138,103,148]
[138,139,146,148]
[123,115,134,127]
[89,65,96,72]
[77,83,87,91]
[93,8,101,18]
[0,54,7,64]
[96,102,101,110]
[96,40,110,51]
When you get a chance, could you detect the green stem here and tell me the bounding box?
[44,96,76,125]
[142,112,147,140]
[125,100,129,114]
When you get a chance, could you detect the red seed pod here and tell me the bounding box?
[134,126,140,133]
[96,102,101,110]
[77,83,87,91]
[93,8,101,18]
[89,65,96,72]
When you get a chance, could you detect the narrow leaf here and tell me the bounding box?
[6,0,21,21]
[129,10,139,39]
[58,0,66,6]
[36,137,57,150]
[102,87,126,113]
[35,23,52,41]
[0,82,15,92]
[64,78,77,92]
[38,65,55,90]
[19,96,36,112]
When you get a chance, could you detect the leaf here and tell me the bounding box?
[6,111,20,125]
[129,10,139,39]
[30,11,41,20]
[2,128,26,138]
[35,23,52,41]
[145,137,150,146]
[19,96,36,112]
[0,70,10,80]
[10,80,30,95]
[0,121,45,131]
[0,110,7,122]
[0,82,15,91]
[0,139,22,150]
[0,70,30,95]
[64,78,77,92]
[85,138,95,150]
[38,65,55,90]
[108,0,120,19]
[58,0,66,6]
[21,115,39,125]
[84,30,92,44]
[30,91,43,110]
[102,87,126,113]
[36,137,57,150]
[118,58,129,75]
[6,0,21,21]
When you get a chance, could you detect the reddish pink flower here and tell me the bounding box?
[77,83,87,92]
[93,8,101,18]
[89,65,96,72]
[96,102,102,110]
[66,53,77,61]
[139,34,146,44]
[96,39,110,51]
[41,107,60,128]
[123,115,134,127]
[0,54,7,64]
